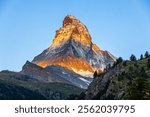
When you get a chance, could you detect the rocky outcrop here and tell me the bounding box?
[85,64,125,99]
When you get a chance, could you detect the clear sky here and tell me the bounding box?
[0,0,150,71]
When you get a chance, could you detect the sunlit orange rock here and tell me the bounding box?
[50,15,91,49]
[92,44,101,53]
[35,55,94,77]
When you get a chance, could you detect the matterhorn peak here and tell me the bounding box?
[50,15,91,49]
[32,15,116,81]
[63,15,77,26]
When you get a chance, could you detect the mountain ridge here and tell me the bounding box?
[32,15,116,80]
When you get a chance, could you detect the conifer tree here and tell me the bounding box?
[145,51,149,58]
[93,71,97,78]
[116,57,123,64]
[140,54,143,60]
[130,54,136,61]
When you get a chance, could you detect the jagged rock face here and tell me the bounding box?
[32,15,116,78]
[84,64,125,100]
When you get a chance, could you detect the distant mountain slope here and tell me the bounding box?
[0,71,84,100]
[82,56,150,100]
[21,61,91,89]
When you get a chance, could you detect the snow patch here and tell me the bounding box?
[79,77,91,85]
[62,71,67,74]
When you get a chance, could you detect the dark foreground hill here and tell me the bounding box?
[0,70,84,100]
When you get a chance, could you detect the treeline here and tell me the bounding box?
[93,51,150,78]
[130,51,149,61]
[108,51,150,70]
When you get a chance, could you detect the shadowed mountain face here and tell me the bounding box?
[23,15,116,88]
[21,61,91,89]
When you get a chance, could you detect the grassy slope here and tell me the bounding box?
[110,57,150,99]
[84,56,150,100]
[0,80,46,100]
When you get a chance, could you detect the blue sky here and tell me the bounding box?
[0,0,150,71]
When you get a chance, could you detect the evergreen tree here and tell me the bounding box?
[127,77,150,100]
[130,54,137,61]
[140,54,143,60]
[93,71,97,78]
[112,62,117,68]
[145,51,149,58]
[116,57,123,64]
